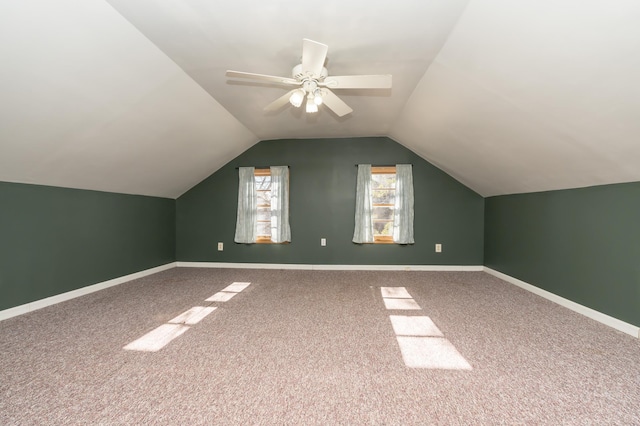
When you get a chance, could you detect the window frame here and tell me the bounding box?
[253,168,290,244]
[371,166,396,244]
[254,168,273,244]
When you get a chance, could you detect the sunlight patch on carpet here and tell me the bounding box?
[396,336,472,370]
[206,292,237,302]
[379,287,472,370]
[383,298,421,310]
[389,315,443,337]
[124,324,189,352]
[381,287,412,298]
[168,306,217,325]
[223,282,251,293]
[124,281,254,353]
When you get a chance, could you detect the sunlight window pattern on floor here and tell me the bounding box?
[206,281,252,302]
[381,287,472,370]
[381,286,422,310]
[168,306,217,325]
[124,282,251,352]
[123,324,189,352]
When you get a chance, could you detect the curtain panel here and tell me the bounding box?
[393,164,414,244]
[270,166,291,243]
[352,164,374,243]
[234,167,257,243]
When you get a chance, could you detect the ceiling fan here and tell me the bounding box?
[226,39,392,117]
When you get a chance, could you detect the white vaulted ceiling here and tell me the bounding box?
[1,0,639,198]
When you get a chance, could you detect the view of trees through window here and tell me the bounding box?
[254,169,272,241]
[371,167,396,241]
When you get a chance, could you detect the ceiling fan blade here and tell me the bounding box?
[264,90,296,112]
[321,90,353,117]
[226,70,299,86]
[301,39,328,78]
[321,75,392,89]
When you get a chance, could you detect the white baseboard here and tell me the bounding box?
[484,267,639,339]
[176,262,484,272]
[0,262,177,322]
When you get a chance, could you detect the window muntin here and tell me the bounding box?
[371,166,396,243]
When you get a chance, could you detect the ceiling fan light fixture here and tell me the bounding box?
[289,89,305,108]
[306,96,318,113]
[313,89,323,106]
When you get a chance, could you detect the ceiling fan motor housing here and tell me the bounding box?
[292,64,328,81]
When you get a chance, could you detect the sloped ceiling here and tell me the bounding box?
[391,1,640,196]
[0,0,257,199]
[1,0,639,198]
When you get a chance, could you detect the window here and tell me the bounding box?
[371,166,396,243]
[353,164,414,245]
[234,166,291,244]
[254,168,273,243]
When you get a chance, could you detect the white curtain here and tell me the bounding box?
[270,166,291,243]
[234,167,257,243]
[352,164,374,243]
[393,164,414,244]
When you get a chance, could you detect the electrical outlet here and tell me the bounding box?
[321,238,327,246]
[435,243,442,253]
[217,242,223,251]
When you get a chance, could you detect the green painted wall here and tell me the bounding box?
[485,182,640,327]
[176,137,484,265]
[0,182,176,311]
[3,137,636,330]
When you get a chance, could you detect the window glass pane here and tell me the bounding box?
[255,176,271,190]
[372,206,394,220]
[371,174,395,189]
[257,208,270,222]
[373,221,393,236]
[256,190,271,206]
[372,189,395,205]
[257,222,271,237]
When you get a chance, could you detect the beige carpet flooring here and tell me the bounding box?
[1,268,639,425]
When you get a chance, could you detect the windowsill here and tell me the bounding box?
[355,239,396,244]
[255,239,290,244]
[374,236,395,244]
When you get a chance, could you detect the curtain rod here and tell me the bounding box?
[354,164,413,167]
[235,165,290,169]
